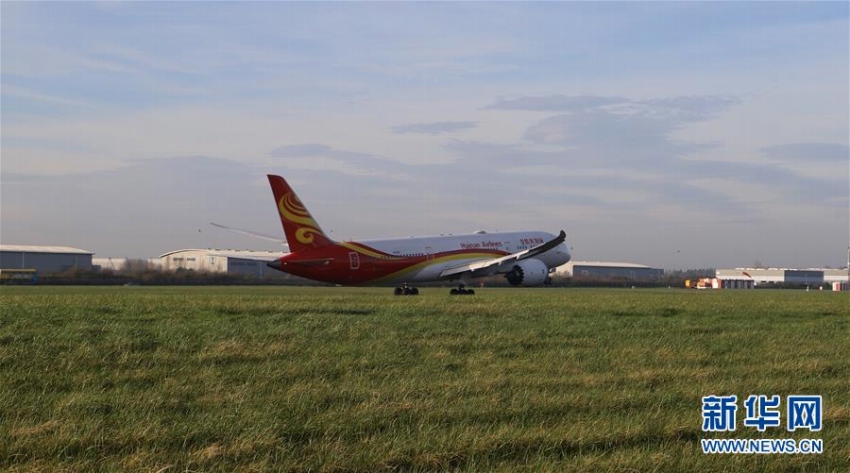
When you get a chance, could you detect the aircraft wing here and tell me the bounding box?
[439,230,566,280]
[205,251,288,262]
[210,222,289,248]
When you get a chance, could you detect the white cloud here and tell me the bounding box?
[486,95,629,112]
[2,2,847,268]
[391,122,477,135]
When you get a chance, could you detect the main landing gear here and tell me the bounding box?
[394,283,419,296]
[449,284,475,296]
[393,283,476,296]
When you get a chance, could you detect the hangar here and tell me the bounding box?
[159,249,288,278]
[555,261,663,281]
[716,268,850,287]
[824,269,850,285]
[0,245,94,273]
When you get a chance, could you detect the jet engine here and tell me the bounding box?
[505,259,550,287]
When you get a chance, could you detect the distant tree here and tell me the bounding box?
[121,259,153,276]
[660,268,716,287]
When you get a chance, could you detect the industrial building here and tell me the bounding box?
[712,268,849,290]
[159,249,288,278]
[822,269,850,285]
[555,261,663,281]
[686,277,755,290]
[0,245,94,273]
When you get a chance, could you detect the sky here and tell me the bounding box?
[1,1,848,270]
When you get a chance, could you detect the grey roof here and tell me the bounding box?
[0,245,94,255]
[159,249,288,260]
[569,261,654,269]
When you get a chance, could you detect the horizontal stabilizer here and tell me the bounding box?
[267,258,334,272]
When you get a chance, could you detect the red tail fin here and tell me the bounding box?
[267,175,334,252]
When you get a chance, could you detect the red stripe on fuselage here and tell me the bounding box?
[271,242,508,285]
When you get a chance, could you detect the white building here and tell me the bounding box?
[159,249,288,278]
[555,261,663,281]
[715,268,849,286]
[823,269,850,284]
[0,245,94,273]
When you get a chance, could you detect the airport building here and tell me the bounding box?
[159,249,288,278]
[823,269,850,284]
[555,261,663,281]
[686,277,755,290]
[715,268,850,287]
[0,245,94,273]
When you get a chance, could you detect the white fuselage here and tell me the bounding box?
[353,231,571,283]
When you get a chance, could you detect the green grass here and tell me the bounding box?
[1,286,848,472]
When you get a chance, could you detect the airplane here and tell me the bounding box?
[265,174,571,295]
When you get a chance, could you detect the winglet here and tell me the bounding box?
[267,175,334,252]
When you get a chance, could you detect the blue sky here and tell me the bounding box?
[2,2,848,269]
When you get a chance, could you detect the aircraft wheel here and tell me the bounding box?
[410,287,419,295]
[450,289,459,295]
[394,287,404,296]
[466,289,475,295]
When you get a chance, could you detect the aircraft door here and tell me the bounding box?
[349,252,360,270]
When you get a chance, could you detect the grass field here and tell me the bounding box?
[1,286,848,472]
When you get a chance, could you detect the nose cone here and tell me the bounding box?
[267,258,284,272]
